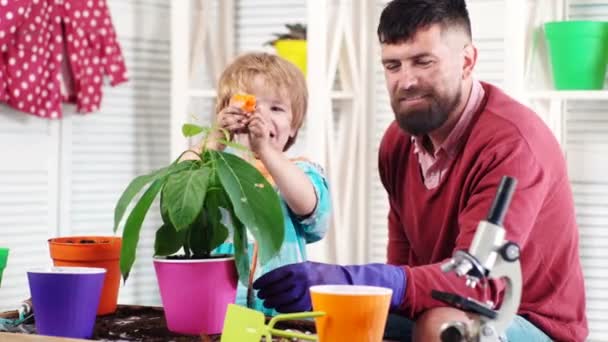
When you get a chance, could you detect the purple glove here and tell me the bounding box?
[252,261,407,313]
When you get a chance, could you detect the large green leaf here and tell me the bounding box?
[204,189,230,252]
[154,224,186,256]
[167,159,201,174]
[159,161,199,223]
[113,166,168,233]
[231,207,250,286]
[213,150,284,265]
[162,167,211,231]
[120,178,164,281]
[211,179,250,285]
[188,207,228,258]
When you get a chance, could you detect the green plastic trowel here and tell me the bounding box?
[221,304,324,342]
[0,248,8,287]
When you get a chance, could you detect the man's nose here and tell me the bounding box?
[397,69,419,90]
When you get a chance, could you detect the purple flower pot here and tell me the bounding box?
[28,266,105,339]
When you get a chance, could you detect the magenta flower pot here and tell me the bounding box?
[153,256,238,335]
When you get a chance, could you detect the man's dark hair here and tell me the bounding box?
[377,0,472,44]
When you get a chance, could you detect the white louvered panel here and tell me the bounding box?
[570,152,608,342]
[570,0,608,20]
[0,168,50,311]
[63,0,171,307]
[0,106,56,311]
[236,0,306,53]
[368,0,392,263]
[368,0,507,263]
[235,0,308,157]
[474,38,504,86]
[189,0,219,90]
[566,2,608,340]
[567,102,608,147]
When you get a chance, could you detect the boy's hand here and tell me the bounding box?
[217,105,249,135]
[247,113,272,155]
[206,105,249,151]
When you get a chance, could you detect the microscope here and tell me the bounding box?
[432,176,522,342]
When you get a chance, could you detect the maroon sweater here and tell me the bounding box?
[379,83,588,341]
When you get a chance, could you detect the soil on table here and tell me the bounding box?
[2,304,316,341]
[94,305,316,341]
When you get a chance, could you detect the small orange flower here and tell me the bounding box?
[230,93,256,114]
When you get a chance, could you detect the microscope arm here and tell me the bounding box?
[485,252,522,334]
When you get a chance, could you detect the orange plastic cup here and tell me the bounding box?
[49,236,122,315]
[310,285,392,342]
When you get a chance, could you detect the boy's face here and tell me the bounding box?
[247,75,296,151]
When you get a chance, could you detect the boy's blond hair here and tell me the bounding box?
[215,52,308,151]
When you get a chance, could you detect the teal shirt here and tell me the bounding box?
[213,160,331,316]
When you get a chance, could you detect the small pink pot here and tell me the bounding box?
[153,256,238,335]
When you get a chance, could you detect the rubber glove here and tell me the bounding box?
[252,261,406,313]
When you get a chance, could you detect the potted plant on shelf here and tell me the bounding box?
[266,23,307,76]
[113,123,285,335]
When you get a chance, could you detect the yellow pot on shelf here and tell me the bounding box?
[274,39,307,76]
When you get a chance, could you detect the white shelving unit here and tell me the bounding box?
[510,1,608,341]
[513,0,608,149]
[527,91,608,101]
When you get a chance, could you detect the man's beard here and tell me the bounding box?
[391,87,461,136]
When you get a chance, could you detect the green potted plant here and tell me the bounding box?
[113,124,285,335]
[266,23,307,76]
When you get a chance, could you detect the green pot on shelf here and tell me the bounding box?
[0,247,8,287]
[544,21,608,90]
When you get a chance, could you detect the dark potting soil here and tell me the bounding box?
[164,254,233,260]
[1,304,316,341]
[95,305,316,341]
[63,239,108,244]
[93,305,207,341]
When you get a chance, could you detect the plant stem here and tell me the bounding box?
[246,242,259,308]
[184,228,191,258]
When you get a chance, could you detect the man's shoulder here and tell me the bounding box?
[462,84,566,180]
[474,83,559,152]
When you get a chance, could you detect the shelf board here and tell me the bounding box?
[331,91,354,100]
[187,89,356,100]
[526,90,608,101]
[188,89,217,98]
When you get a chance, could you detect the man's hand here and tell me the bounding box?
[252,261,407,313]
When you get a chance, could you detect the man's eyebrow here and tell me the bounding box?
[381,58,399,64]
[410,52,434,59]
[382,52,435,64]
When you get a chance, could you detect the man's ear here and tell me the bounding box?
[462,43,477,79]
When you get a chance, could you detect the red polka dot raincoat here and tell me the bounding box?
[0,0,128,119]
